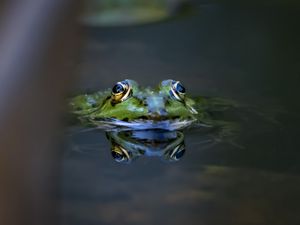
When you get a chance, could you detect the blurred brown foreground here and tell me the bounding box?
[0,1,81,225]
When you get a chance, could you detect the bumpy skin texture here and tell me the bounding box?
[69,79,239,135]
[70,80,199,124]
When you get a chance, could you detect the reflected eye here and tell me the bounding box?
[171,81,186,101]
[166,143,186,161]
[111,80,132,103]
[171,144,185,161]
[111,145,131,163]
[174,148,185,159]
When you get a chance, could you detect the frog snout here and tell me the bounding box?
[148,109,168,117]
[148,111,168,121]
[146,96,168,119]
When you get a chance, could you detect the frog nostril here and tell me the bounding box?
[159,109,167,116]
[148,109,167,116]
[138,116,148,120]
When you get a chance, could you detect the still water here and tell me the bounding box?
[62,3,300,225]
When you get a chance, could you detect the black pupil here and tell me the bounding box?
[176,83,185,93]
[112,83,124,94]
[175,149,185,159]
[112,151,124,161]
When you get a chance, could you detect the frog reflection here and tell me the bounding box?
[106,130,186,163]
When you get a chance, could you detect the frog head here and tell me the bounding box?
[92,79,198,127]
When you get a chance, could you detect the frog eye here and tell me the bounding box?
[111,80,132,103]
[165,143,186,162]
[170,81,186,101]
[111,145,131,163]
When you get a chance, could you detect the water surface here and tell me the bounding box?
[62,3,300,225]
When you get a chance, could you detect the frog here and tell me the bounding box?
[69,79,239,136]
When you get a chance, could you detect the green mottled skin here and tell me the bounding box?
[69,80,239,137]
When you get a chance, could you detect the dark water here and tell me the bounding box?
[62,3,300,225]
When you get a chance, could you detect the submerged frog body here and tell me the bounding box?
[70,79,238,132]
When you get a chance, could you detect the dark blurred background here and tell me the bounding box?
[0,1,300,225]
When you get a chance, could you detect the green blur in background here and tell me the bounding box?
[81,0,188,26]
